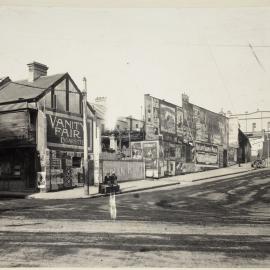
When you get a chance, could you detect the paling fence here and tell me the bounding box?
[99,159,145,182]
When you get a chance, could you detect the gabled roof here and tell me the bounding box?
[0,73,65,104]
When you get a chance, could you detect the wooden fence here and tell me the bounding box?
[99,160,145,182]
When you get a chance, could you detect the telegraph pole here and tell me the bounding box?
[267,133,270,167]
[82,77,89,195]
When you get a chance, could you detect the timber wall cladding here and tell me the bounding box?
[0,111,31,143]
[101,160,145,182]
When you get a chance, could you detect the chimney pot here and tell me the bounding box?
[27,61,48,82]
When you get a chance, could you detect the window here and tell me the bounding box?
[72,157,81,168]
[69,80,81,114]
[135,124,139,128]
[52,94,57,109]
[252,123,256,132]
[54,80,66,111]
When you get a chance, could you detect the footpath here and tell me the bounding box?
[23,163,257,200]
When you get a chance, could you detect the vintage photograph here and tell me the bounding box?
[0,0,269,267]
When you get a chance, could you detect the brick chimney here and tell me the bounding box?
[182,93,189,103]
[27,62,48,82]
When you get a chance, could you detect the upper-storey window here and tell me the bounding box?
[53,79,66,111]
[68,80,81,114]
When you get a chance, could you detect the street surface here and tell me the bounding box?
[0,169,269,267]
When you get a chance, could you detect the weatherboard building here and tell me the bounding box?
[0,62,101,193]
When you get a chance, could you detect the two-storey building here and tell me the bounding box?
[0,62,101,192]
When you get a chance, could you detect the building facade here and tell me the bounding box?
[0,62,100,192]
[131,94,230,178]
[228,110,270,159]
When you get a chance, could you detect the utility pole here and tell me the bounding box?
[82,77,89,196]
[267,133,270,167]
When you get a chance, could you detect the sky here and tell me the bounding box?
[0,3,270,129]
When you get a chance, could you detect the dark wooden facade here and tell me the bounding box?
[0,72,95,193]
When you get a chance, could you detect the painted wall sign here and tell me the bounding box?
[46,111,93,151]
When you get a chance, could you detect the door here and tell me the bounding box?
[223,149,228,167]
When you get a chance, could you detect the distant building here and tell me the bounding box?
[228,110,270,159]
[91,96,107,134]
[115,116,144,132]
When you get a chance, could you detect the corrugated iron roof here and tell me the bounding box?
[0,73,65,104]
[91,103,105,120]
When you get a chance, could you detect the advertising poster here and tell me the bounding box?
[182,101,195,143]
[145,95,153,126]
[143,142,158,169]
[131,142,143,159]
[176,107,184,137]
[175,160,183,175]
[193,105,208,142]
[195,142,219,167]
[37,171,46,189]
[145,124,159,141]
[160,102,176,134]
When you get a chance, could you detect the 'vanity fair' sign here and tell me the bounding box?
[46,114,91,148]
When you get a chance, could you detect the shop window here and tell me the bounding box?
[72,157,81,168]
[13,165,21,176]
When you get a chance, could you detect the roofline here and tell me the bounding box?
[183,100,228,119]
[0,97,36,106]
[0,73,67,105]
[87,101,96,115]
[34,73,68,101]
[230,110,270,117]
